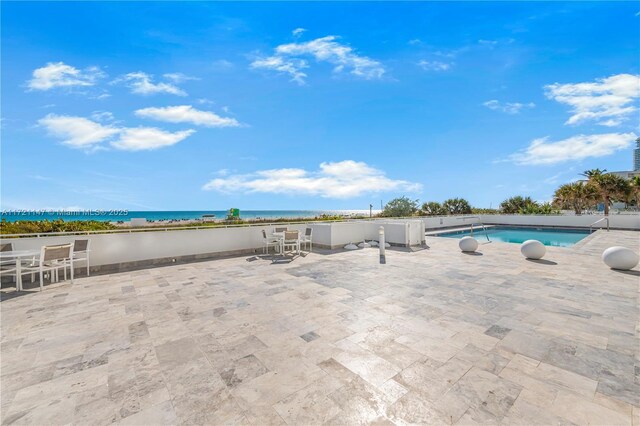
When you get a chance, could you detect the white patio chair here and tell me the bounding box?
[300,227,313,252]
[73,239,91,276]
[262,230,280,254]
[23,243,74,291]
[0,259,18,290]
[0,243,16,285]
[1,243,40,282]
[281,230,300,256]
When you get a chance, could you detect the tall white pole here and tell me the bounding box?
[379,226,386,264]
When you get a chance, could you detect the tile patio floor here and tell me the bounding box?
[1,230,639,425]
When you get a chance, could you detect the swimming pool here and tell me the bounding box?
[434,226,591,247]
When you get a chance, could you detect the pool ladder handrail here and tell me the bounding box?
[457,216,491,242]
[589,217,609,233]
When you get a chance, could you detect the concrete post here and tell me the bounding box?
[379,226,386,264]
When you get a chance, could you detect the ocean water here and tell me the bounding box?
[1,210,378,223]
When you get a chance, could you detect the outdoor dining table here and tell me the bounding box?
[271,231,302,256]
[0,250,40,291]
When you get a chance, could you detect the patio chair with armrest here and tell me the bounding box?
[262,230,280,254]
[22,243,74,291]
[0,242,40,287]
[1,243,14,269]
[282,230,300,256]
[0,243,20,290]
[0,243,17,285]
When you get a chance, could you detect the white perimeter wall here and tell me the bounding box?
[480,214,640,230]
[326,220,424,247]
[1,220,423,268]
[419,214,640,231]
[3,215,635,269]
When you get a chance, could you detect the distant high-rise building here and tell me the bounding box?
[635,137,640,171]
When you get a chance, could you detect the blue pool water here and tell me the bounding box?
[436,226,590,247]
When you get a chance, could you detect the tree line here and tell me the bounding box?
[553,169,639,216]
[381,169,640,217]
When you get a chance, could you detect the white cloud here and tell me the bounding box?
[38,113,196,151]
[111,128,195,151]
[478,39,498,47]
[211,59,234,71]
[27,62,105,91]
[418,60,452,71]
[202,160,422,198]
[135,105,240,127]
[483,100,535,114]
[38,114,119,148]
[292,28,307,37]
[251,56,308,85]
[163,72,199,83]
[545,74,640,126]
[507,133,637,165]
[90,111,115,122]
[92,92,111,100]
[251,35,385,84]
[114,72,187,96]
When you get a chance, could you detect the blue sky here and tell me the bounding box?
[2,1,639,211]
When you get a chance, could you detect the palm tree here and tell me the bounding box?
[553,182,597,215]
[630,176,640,208]
[420,201,443,216]
[584,173,629,215]
[499,196,536,214]
[580,168,607,179]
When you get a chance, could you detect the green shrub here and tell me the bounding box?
[381,197,419,217]
[0,218,118,234]
[420,201,444,216]
[442,198,472,215]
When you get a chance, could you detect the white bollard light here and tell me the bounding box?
[459,236,478,252]
[521,240,546,260]
[602,246,639,270]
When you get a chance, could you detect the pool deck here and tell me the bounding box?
[1,229,638,425]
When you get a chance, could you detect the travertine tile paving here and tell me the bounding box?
[1,230,638,425]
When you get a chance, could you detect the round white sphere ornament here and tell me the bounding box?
[459,236,478,252]
[602,246,639,270]
[521,240,546,260]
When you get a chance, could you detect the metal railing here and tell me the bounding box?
[457,216,491,242]
[589,217,610,233]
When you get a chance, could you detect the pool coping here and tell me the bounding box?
[426,224,597,248]
[426,223,597,236]
[425,225,496,236]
